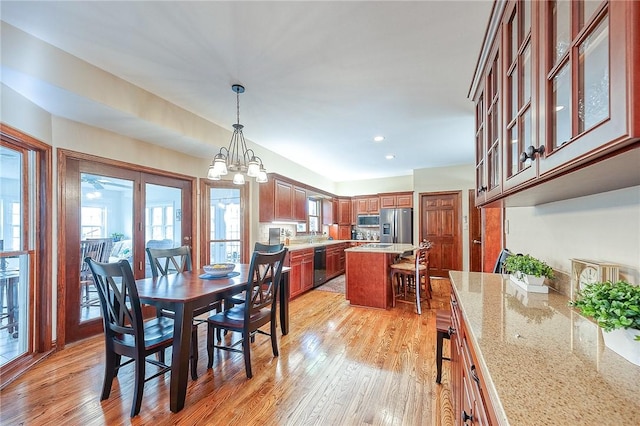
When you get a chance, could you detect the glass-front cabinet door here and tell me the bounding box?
[538,0,638,175]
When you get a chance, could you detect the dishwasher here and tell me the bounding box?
[313,246,327,287]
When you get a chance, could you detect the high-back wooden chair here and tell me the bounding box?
[145,245,215,379]
[206,248,288,379]
[389,245,431,314]
[80,239,107,308]
[85,257,174,417]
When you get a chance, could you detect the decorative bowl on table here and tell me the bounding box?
[203,263,236,277]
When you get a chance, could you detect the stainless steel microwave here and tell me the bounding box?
[357,214,380,227]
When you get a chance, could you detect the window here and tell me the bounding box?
[146,205,174,240]
[308,198,320,233]
[80,206,106,239]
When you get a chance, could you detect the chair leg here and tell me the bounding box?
[190,327,198,380]
[415,272,422,315]
[270,320,279,357]
[206,323,214,369]
[436,330,445,383]
[101,350,118,400]
[131,356,145,417]
[243,331,253,379]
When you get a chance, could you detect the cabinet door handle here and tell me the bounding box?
[470,365,480,384]
[462,410,474,424]
[472,239,482,245]
[448,326,456,336]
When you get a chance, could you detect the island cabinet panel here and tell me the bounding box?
[450,292,498,426]
[259,178,307,222]
[288,248,314,299]
[472,0,640,207]
[345,251,393,309]
[379,192,413,208]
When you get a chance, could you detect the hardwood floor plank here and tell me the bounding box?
[0,278,453,426]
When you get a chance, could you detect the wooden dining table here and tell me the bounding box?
[136,264,290,413]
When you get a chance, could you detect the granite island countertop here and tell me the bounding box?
[449,271,640,425]
[344,243,416,254]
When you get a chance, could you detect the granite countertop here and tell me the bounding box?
[344,243,416,254]
[448,271,640,425]
[284,239,376,251]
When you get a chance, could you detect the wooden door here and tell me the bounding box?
[59,151,194,345]
[419,192,462,278]
[469,190,482,272]
[482,207,503,273]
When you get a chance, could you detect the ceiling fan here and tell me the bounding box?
[81,174,131,190]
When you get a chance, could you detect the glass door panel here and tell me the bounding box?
[80,173,134,322]
[144,184,182,277]
[208,187,242,264]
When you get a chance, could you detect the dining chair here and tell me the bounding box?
[222,242,286,312]
[80,239,107,308]
[85,257,175,417]
[389,245,431,314]
[206,248,288,379]
[146,245,217,380]
[493,248,513,274]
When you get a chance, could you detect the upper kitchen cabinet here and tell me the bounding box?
[259,177,307,222]
[322,198,335,225]
[471,0,640,207]
[379,192,414,208]
[337,197,352,225]
[356,196,380,214]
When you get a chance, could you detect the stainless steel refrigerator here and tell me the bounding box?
[379,208,413,244]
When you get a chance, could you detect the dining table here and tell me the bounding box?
[135,264,290,413]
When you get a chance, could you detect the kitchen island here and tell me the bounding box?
[449,271,640,425]
[344,243,415,309]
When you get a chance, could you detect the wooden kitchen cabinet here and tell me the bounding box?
[450,292,497,425]
[322,198,335,225]
[259,177,307,222]
[356,196,379,214]
[338,225,351,240]
[379,192,413,208]
[471,0,640,207]
[288,248,314,299]
[337,197,352,225]
[326,243,346,279]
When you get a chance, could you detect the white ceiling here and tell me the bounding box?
[0,1,493,182]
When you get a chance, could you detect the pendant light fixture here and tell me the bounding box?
[207,84,268,184]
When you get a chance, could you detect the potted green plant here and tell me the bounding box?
[503,253,554,291]
[570,280,640,365]
[111,232,124,242]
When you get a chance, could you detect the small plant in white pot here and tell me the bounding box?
[503,253,554,292]
[570,280,640,365]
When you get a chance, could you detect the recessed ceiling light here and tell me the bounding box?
[373,136,385,142]
[385,154,395,160]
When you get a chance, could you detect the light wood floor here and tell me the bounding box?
[0,278,453,426]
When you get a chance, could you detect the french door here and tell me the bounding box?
[59,151,194,345]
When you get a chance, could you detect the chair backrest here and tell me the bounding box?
[254,242,285,253]
[87,238,114,262]
[415,245,429,271]
[85,258,145,347]
[493,248,513,273]
[243,248,288,320]
[146,246,192,277]
[80,239,107,275]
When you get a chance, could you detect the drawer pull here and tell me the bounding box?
[451,299,458,306]
[470,365,480,384]
[448,326,456,336]
[462,410,474,424]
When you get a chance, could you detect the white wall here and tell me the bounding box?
[505,186,640,287]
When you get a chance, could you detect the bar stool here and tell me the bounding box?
[389,245,431,314]
[435,309,452,383]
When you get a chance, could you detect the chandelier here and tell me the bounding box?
[207,84,268,184]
